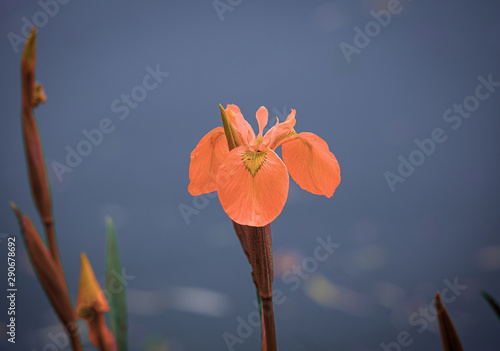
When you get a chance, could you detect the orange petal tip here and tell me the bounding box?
[75,253,109,319]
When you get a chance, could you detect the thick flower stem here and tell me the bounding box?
[246,225,277,351]
[262,297,276,351]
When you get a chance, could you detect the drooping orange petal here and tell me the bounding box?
[264,109,297,150]
[281,132,340,197]
[188,127,229,196]
[75,253,109,319]
[216,146,289,226]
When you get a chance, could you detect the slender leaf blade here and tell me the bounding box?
[105,217,128,351]
[481,290,500,321]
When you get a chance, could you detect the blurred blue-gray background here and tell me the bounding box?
[1,0,500,350]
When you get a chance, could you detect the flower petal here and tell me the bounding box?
[76,253,109,318]
[264,109,297,150]
[281,132,340,197]
[256,106,268,136]
[226,104,256,144]
[216,146,289,226]
[188,127,229,196]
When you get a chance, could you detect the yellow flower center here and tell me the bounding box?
[242,149,267,177]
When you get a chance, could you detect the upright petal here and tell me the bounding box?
[256,106,268,136]
[216,146,289,226]
[281,132,340,198]
[188,127,229,196]
[264,109,297,150]
[226,104,256,144]
[226,103,242,117]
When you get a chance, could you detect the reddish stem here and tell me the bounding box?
[246,225,277,351]
[262,297,276,351]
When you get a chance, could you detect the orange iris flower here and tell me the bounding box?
[188,104,341,227]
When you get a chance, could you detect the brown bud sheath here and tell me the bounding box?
[11,203,83,351]
[435,292,464,351]
[21,28,52,225]
[21,27,60,265]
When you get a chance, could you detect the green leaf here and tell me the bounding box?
[481,290,500,321]
[106,217,128,351]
